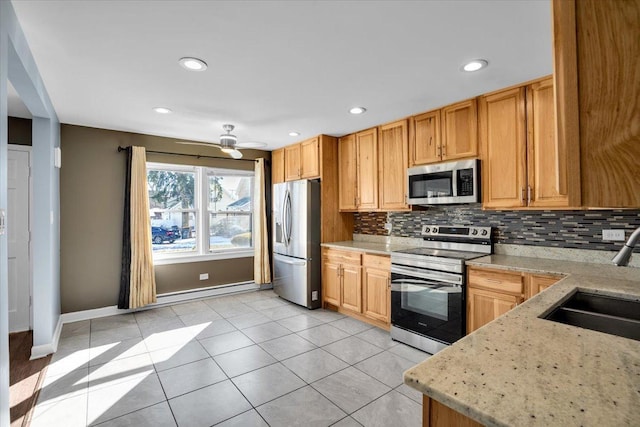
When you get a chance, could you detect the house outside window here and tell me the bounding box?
[147,162,254,264]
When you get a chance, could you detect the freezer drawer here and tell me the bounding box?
[273,253,320,309]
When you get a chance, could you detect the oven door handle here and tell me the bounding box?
[390,279,462,293]
[391,265,462,285]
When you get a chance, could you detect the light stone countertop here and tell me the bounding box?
[320,240,412,256]
[404,255,640,426]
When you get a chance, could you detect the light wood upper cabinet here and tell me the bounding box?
[441,99,478,160]
[378,120,409,211]
[410,110,441,166]
[479,87,527,209]
[284,144,301,181]
[362,254,391,323]
[355,129,378,210]
[271,148,285,184]
[300,137,320,178]
[527,79,570,207]
[552,0,638,208]
[338,129,378,211]
[480,77,576,209]
[283,137,320,181]
[338,134,358,210]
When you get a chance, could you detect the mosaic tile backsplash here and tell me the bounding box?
[354,206,640,253]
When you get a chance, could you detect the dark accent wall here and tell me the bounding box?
[354,206,640,253]
[60,124,270,313]
[8,116,32,145]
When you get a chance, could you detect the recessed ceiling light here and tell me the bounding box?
[178,57,208,71]
[349,107,367,115]
[289,132,300,137]
[462,59,488,72]
[153,107,172,114]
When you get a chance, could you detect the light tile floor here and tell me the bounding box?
[31,290,429,427]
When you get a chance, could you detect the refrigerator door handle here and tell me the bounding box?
[274,254,307,266]
[284,189,293,246]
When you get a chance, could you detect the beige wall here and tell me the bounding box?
[60,124,270,313]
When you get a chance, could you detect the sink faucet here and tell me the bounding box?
[612,227,640,266]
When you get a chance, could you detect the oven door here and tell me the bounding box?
[390,265,465,345]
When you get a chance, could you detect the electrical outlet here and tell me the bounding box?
[312,291,318,301]
[602,229,625,241]
[199,273,209,280]
[384,222,393,234]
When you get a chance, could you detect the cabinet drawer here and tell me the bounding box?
[467,267,524,295]
[362,254,390,269]
[324,248,361,265]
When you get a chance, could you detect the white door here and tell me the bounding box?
[8,147,30,333]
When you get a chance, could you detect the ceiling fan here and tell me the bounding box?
[177,124,256,159]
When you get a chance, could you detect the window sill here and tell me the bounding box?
[153,249,254,266]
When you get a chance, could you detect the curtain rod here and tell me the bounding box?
[117,146,262,163]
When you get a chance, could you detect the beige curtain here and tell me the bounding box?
[254,158,272,284]
[129,146,157,308]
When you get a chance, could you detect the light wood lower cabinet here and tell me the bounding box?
[322,248,391,327]
[341,264,363,313]
[467,266,563,333]
[362,254,391,323]
[423,396,483,427]
[467,287,523,333]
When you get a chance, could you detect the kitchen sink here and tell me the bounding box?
[543,291,640,341]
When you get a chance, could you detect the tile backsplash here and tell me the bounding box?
[354,206,640,253]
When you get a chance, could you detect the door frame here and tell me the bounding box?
[8,144,33,331]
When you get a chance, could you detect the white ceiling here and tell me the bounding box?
[9,0,552,150]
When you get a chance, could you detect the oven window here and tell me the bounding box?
[401,283,449,321]
[409,171,453,199]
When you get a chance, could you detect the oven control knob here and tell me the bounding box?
[481,229,488,236]
[472,229,478,235]
[432,227,438,233]
[424,227,430,234]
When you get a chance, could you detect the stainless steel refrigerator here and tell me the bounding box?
[272,179,321,309]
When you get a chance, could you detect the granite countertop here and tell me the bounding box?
[320,240,414,256]
[404,255,640,427]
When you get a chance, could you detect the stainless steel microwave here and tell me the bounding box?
[407,159,480,205]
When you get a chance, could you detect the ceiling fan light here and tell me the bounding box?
[220,147,235,154]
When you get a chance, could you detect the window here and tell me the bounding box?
[147,162,254,262]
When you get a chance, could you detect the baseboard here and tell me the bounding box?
[30,315,63,360]
[59,281,259,324]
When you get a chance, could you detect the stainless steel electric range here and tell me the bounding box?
[390,224,492,354]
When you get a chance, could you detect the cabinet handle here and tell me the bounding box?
[521,188,525,203]
[437,145,442,158]
[527,185,532,205]
[387,277,391,290]
[442,145,446,157]
[429,136,433,147]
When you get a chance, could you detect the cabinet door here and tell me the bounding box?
[272,148,285,184]
[378,120,409,211]
[527,78,571,207]
[338,134,358,211]
[467,287,522,333]
[341,264,362,313]
[411,110,441,165]
[479,87,527,209]
[356,128,378,210]
[322,260,341,307]
[300,137,320,179]
[363,267,390,323]
[526,273,561,299]
[441,99,478,160]
[284,144,301,181]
